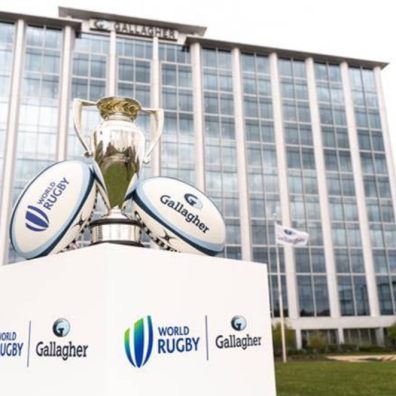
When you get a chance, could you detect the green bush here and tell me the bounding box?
[386,322,396,347]
[272,322,296,356]
[358,345,386,353]
[308,331,328,353]
[338,343,359,353]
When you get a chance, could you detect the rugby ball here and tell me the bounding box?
[10,160,97,259]
[131,177,225,256]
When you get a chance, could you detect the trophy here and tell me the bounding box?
[10,95,225,260]
[72,96,164,246]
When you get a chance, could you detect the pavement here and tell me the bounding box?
[327,354,396,362]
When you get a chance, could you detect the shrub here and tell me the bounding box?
[272,322,296,356]
[308,331,328,353]
[386,322,396,347]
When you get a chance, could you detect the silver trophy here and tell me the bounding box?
[73,96,164,246]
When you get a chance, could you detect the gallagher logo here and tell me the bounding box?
[124,316,154,368]
[231,315,247,331]
[215,315,262,351]
[53,318,71,338]
[184,193,203,209]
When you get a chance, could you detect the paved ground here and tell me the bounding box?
[327,354,396,362]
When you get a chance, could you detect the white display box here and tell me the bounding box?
[0,244,276,396]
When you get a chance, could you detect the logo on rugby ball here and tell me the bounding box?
[184,193,203,209]
[131,177,226,256]
[25,205,50,232]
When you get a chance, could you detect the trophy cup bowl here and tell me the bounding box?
[73,96,164,246]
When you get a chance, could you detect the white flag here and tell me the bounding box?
[275,223,309,246]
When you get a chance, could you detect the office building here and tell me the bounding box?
[0,7,395,348]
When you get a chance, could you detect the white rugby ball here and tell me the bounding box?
[10,160,97,259]
[131,177,225,256]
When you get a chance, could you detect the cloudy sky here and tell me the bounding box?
[3,0,396,160]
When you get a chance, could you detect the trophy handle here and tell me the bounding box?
[141,108,164,164]
[72,98,97,157]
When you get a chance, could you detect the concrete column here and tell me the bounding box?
[231,48,252,261]
[151,37,160,177]
[56,25,73,161]
[269,52,299,320]
[191,42,205,191]
[295,328,302,349]
[0,19,25,265]
[341,62,380,317]
[374,67,396,215]
[337,328,345,344]
[107,30,117,96]
[376,327,385,346]
[305,57,341,319]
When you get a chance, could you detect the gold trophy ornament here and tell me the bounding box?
[72,96,164,246]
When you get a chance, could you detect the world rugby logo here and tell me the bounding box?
[124,316,154,368]
[25,205,49,232]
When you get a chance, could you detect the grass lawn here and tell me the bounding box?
[275,360,396,396]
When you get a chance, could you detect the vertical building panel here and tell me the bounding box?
[341,62,380,318]
[0,21,16,222]
[159,43,195,185]
[278,56,330,318]
[201,47,241,259]
[231,48,252,261]
[349,65,396,316]
[7,24,63,263]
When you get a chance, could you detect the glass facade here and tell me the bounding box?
[279,58,330,317]
[8,25,63,262]
[160,43,195,184]
[202,48,241,259]
[68,33,110,159]
[350,67,396,315]
[0,22,14,221]
[117,37,152,180]
[241,52,287,317]
[316,62,370,316]
[1,11,396,347]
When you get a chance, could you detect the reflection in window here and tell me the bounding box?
[0,22,15,224]
[350,66,396,313]
[202,48,240,259]
[68,34,110,160]
[8,26,62,263]
[160,44,194,184]
[316,62,370,316]
[280,58,329,317]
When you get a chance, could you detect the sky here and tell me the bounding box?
[2,0,396,163]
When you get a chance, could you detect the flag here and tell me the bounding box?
[275,223,309,246]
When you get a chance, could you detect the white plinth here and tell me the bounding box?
[0,244,276,396]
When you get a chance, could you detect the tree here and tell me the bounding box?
[272,322,296,355]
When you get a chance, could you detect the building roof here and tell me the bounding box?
[58,7,207,36]
[0,10,81,30]
[185,37,388,69]
[0,7,388,69]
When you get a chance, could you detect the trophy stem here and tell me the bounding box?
[90,208,143,247]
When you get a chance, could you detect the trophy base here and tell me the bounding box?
[90,209,143,247]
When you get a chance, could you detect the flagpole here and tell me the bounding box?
[274,214,287,363]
